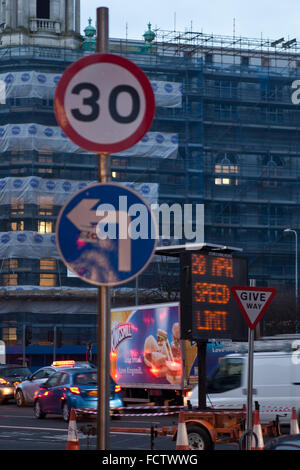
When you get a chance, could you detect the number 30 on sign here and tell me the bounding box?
[54,53,155,154]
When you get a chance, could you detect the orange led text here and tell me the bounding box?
[196,310,227,331]
[193,282,230,304]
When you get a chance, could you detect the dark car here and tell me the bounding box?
[0,364,31,404]
[264,434,300,450]
[33,367,123,421]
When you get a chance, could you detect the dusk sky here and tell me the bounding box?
[81,0,300,42]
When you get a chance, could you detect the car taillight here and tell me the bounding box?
[0,378,7,385]
[114,385,121,393]
[69,387,81,395]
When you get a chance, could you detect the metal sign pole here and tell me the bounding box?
[96,7,111,451]
[246,278,256,450]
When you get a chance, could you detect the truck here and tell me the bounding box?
[110,302,235,405]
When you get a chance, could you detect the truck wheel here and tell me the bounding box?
[187,425,213,450]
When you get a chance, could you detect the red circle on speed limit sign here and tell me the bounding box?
[54,53,155,153]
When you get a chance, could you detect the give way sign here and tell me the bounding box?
[230,286,277,330]
[54,53,155,153]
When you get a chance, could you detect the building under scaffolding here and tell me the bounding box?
[1,1,300,363]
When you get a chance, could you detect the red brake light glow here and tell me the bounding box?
[0,378,7,385]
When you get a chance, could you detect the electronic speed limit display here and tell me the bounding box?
[180,251,248,341]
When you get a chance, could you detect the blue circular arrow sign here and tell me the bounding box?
[56,183,158,286]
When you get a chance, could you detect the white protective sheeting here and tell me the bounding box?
[0,177,159,207]
[0,231,58,259]
[0,124,178,158]
[1,70,182,108]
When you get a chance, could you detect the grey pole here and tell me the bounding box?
[284,229,298,333]
[246,278,256,450]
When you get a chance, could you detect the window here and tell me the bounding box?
[59,373,70,386]
[46,372,62,388]
[3,259,18,270]
[3,274,18,286]
[11,221,24,231]
[37,0,50,19]
[241,56,250,66]
[32,369,53,380]
[205,53,213,64]
[262,156,283,187]
[40,259,56,270]
[11,198,24,215]
[38,205,53,216]
[40,273,56,287]
[38,220,53,233]
[207,358,244,393]
[2,327,17,342]
[214,155,239,185]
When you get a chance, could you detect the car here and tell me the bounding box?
[33,367,123,421]
[264,434,300,450]
[15,360,95,407]
[0,364,31,404]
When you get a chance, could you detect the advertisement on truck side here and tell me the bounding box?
[111,302,188,389]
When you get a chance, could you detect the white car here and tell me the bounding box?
[15,366,57,406]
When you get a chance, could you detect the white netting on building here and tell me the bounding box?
[1,71,182,108]
[0,124,178,158]
[0,177,159,207]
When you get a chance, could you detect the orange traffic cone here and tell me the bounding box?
[66,408,80,450]
[251,409,264,450]
[290,407,300,435]
[176,410,189,450]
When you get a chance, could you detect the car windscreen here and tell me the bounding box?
[2,367,31,377]
[207,358,244,393]
[73,371,97,385]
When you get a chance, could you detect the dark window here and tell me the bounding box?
[37,0,50,19]
[207,358,244,393]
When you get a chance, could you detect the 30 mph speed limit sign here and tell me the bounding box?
[54,53,155,153]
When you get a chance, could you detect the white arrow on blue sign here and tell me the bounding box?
[56,183,158,287]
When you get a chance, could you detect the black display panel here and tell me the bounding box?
[180,251,248,341]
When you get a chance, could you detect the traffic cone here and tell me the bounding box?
[176,410,189,450]
[251,409,264,450]
[66,408,80,450]
[290,407,300,435]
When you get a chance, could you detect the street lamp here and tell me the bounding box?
[284,228,298,333]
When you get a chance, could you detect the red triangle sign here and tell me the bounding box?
[230,286,277,330]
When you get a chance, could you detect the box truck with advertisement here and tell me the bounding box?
[110,302,235,405]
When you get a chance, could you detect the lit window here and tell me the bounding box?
[215,178,231,185]
[2,327,17,342]
[38,220,53,233]
[38,204,53,216]
[3,274,18,286]
[11,198,24,215]
[40,259,56,270]
[11,221,24,231]
[3,259,18,270]
[214,155,239,186]
[40,274,56,287]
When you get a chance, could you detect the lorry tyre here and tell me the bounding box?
[187,425,213,450]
